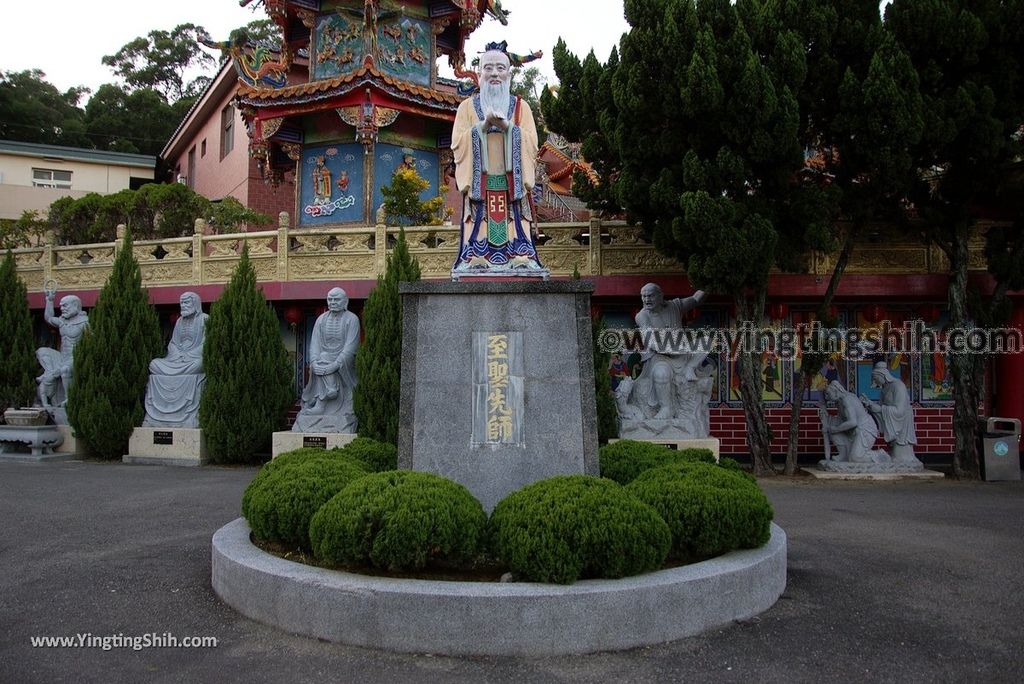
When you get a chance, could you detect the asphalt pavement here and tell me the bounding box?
[1,459,1022,683]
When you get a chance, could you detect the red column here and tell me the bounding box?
[995,302,1024,423]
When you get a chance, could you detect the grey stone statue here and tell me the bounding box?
[818,380,888,466]
[616,283,712,439]
[143,292,208,428]
[861,361,922,467]
[292,287,360,433]
[36,292,89,423]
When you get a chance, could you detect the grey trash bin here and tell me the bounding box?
[978,417,1021,481]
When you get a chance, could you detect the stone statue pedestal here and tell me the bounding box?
[609,437,721,460]
[272,431,357,458]
[123,427,208,466]
[398,281,599,512]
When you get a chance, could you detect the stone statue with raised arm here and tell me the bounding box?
[616,283,713,440]
[36,290,89,422]
[143,292,208,428]
[861,361,922,468]
[292,287,360,433]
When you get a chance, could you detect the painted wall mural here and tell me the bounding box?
[312,10,431,86]
[299,143,365,226]
[313,13,364,80]
[375,15,431,87]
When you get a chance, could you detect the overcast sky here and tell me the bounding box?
[0,0,629,98]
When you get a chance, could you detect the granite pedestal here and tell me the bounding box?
[399,281,599,511]
[124,427,207,466]
[272,431,357,457]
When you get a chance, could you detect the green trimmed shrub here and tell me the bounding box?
[599,439,716,484]
[200,246,293,463]
[489,475,670,584]
[241,447,365,515]
[626,462,773,560]
[0,251,37,413]
[309,471,486,571]
[338,436,398,472]
[242,456,369,549]
[67,231,164,458]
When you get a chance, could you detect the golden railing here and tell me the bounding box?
[10,212,993,293]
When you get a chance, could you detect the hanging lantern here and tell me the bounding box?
[887,310,907,328]
[916,304,941,323]
[283,305,303,328]
[684,306,700,323]
[767,302,789,321]
[590,304,602,321]
[863,304,887,325]
[316,305,329,316]
[169,311,180,326]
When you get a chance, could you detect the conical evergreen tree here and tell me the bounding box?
[200,245,292,463]
[67,231,163,458]
[0,251,38,414]
[354,228,420,445]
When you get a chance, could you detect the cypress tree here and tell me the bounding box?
[200,245,292,464]
[0,251,38,414]
[67,231,163,458]
[354,228,420,445]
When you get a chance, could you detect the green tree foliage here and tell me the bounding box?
[45,185,269,245]
[0,211,49,250]
[354,229,421,445]
[541,41,621,213]
[0,252,38,413]
[102,23,216,102]
[83,84,185,156]
[592,317,619,443]
[887,0,1024,479]
[380,167,445,225]
[66,232,163,458]
[0,70,90,147]
[200,247,293,464]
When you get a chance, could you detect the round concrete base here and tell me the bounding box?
[212,518,787,656]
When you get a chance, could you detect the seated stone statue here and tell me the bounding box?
[292,287,360,433]
[36,292,89,421]
[616,283,711,439]
[862,361,922,467]
[143,292,208,428]
[818,380,889,466]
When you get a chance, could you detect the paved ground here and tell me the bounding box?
[1,459,1022,684]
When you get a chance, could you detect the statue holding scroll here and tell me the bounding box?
[143,292,208,428]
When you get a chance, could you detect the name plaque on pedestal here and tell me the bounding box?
[303,436,328,449]
[153,431,174,445]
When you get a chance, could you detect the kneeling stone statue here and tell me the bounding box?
[143,292,207,428]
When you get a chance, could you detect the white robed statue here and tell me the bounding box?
[143,292,208,428]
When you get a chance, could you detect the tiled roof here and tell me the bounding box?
[237,65,462,109]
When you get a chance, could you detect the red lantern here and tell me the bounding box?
[887,310,906,328]
[316,305,329,316]
[590,304,603,321]
[169,312,180,326]
[684,306,700,323]
[863,304,887,324]
[767,302,789,321]
[283,305,302,327]
[916,304,940,323]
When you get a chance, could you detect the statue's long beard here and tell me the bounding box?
[480,79,511,121]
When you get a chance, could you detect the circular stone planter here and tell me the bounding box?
[212,518,787,656]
